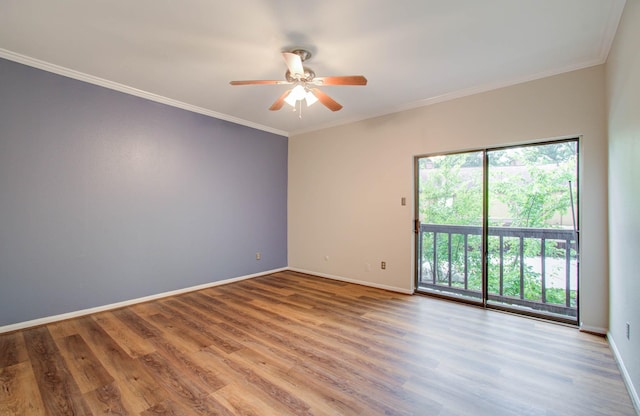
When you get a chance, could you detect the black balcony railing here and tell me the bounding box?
[418,223,578,318]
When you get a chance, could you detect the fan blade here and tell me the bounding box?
[230,80,291,85]
[312,75,368,86]
[282,52,305,78]
[309,88,343,111]
[269,89,292,111]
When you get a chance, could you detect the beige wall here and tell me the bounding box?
[606,0,640,408]
[289,65,608,331]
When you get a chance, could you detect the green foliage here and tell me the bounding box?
[489,159,576,228]
[419,142,578,308]
[419,152,483,226]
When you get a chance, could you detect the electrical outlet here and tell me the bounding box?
[381,261,386,270]
[256,252,261,260]
[626,322,631,340]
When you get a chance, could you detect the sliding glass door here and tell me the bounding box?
[486,142,578,319]
[416,151,484,303]
[415,140,579,323]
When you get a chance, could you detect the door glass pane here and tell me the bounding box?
[416,152,484,301]
[486,141,578,320]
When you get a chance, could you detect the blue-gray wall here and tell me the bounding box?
[0,58,288,326]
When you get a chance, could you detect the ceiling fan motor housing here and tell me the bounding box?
[290,49,312,62]
[285,67,316,82]
[230,47,364,112]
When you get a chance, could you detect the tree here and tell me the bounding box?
[418,142,577,307]
[419,153,483,290]
[419,153,482,226]
[490,155,576,228]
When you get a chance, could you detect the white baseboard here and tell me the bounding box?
[287,267,413,295]
[0,267,287,334]
[608,332,640,414]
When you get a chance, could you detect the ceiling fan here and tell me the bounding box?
[229,49,367,112]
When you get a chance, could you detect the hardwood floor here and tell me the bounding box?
[0,271,636,415]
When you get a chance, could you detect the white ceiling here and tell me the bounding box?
[0,0,626,136]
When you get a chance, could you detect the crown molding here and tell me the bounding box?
[598,0,627,63]
[0,48,288,137]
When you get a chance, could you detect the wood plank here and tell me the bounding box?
[92,312,156,358]
[111,309,162,339]
[0,361,46,415]
[140,398,204,416]
[194,347,314,416]
[224,296,410,387]
[180,292,427,415]
[148,336,227,393]
[213,351,313,415]
[154,300,243,354]
[0,332,28,368]
[73,316,168,414]
[245,298,422,379]
[55,334,115,394]
[23,326,93,415]
[137,352,235,416]
[127,301,167,319]
[211,384,280,416]
[82,382,131,415]
[47,320,80,339]
[1,271,636,416]
[146,313,210,353]
[230,345,365,415]
[206,319,368,414]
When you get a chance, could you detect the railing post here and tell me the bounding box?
[417,223,577,318]
[565,238,571,307]
[432,232,437,284]
[464,234,469,290]
[447,233,452,287]
[519,236,524,300]
[541,238,546,304]
[499,235,504,296]
[418,229,423,284]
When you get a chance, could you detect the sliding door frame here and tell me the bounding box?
[414,138,580,325]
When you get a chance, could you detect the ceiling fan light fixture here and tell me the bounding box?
[284,93,298,107]
[305,90,318,107]
[291,84,306,99]
[230,48,366,113]
[285,84,307,107]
